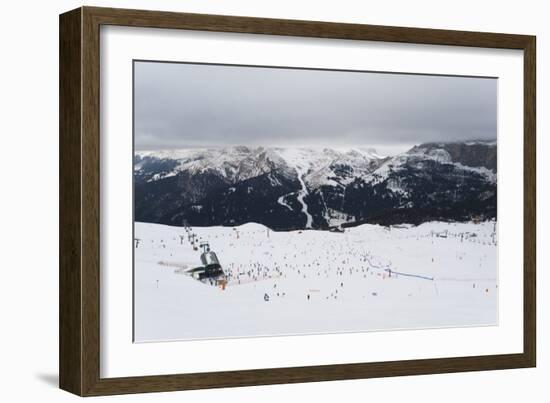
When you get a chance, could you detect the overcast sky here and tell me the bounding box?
[134,61,497,155]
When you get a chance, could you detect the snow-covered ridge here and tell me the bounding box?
[135,146,386,187]
[135,141,497,189]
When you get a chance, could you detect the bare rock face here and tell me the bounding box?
[411,141,497,172]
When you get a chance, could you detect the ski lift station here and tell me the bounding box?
[199,243,224,279]
[184,241,226,284]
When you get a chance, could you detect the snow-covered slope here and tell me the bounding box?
[134,220,497,342]
[274,147,384,187]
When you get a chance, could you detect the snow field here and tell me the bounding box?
[134,221,497,342]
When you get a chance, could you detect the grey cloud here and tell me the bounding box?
[134,61,497,153]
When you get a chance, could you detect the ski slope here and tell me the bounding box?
[134,221,498,342]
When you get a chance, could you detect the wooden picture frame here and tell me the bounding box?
[59,6,536,396]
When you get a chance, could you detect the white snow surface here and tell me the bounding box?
[134,221,498,342]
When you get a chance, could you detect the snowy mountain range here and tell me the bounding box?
[134,141,497,230]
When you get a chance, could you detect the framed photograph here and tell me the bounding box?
[59,6,536,396]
